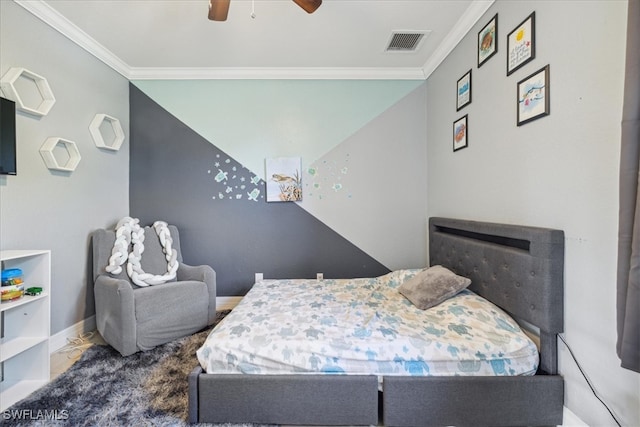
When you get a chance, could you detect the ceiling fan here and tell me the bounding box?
[209,0,322,21]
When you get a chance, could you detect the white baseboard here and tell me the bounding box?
[49,297,242,354]
[563,406,589,426]
[50,315,96,354]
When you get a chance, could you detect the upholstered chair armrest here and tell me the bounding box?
[178,263,217,323]
[94,274,137,356]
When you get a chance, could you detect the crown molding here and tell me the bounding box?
[16,0,493,81]
[422,0,495,78]
[128,67,427,80]
[15,0,130,77]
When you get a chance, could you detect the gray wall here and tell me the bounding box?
[4,2,636,424]
[129,84,402,295]
[0,2,129,335]
[132,79,428,273]
[301,85,428,270]
[426,1,638,426]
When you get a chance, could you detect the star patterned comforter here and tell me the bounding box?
[196,270,539,378]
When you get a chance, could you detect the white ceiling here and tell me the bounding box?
[16,0,494,80]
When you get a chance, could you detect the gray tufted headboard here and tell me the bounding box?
[429,217,564,374]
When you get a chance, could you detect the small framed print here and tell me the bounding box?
[478,14,498,67]
[517,65,550,126]
[453,115,468,152]
[266,157,303,202]
[507,12,535,76]
[456,70,472,111]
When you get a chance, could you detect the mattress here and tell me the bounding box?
[197,270,539,378]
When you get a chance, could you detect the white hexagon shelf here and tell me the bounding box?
[40,137,81,172]
[89,113,125,151]
[0,67,56,116]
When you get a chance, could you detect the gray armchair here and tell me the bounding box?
[91,225,216,356]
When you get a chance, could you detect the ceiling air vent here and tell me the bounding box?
[386,31,426,52]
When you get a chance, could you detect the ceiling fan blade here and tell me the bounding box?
[209,0,230,21]
[292,0,322,14]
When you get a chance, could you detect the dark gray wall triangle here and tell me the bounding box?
[129,83,389,295]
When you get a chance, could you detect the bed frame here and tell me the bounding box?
[188,217,565,426]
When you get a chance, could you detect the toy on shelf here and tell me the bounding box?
[25,287,43,296]
[1,268,24,301]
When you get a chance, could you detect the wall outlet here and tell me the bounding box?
[316,273,323,281]
[255,273,263,282]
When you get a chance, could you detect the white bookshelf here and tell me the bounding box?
[0,250,51,411]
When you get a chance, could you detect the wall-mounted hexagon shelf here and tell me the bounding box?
[40,137,81,172]
[89,113,125,151]
[0,67,56,117]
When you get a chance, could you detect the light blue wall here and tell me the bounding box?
[133,79,428,271]
[133,79,423,177]
[129,85,397,295]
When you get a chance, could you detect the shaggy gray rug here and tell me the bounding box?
[3,311,272,427]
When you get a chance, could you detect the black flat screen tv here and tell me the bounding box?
[0,96,17,175]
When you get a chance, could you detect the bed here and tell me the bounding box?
[188,217,565,426]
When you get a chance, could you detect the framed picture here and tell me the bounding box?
[453,115,468,151]
[507,12,535,76]
[517,65,550,126]
[478,14,498,67]
[265,157,302,202]
[456,70,472,111]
